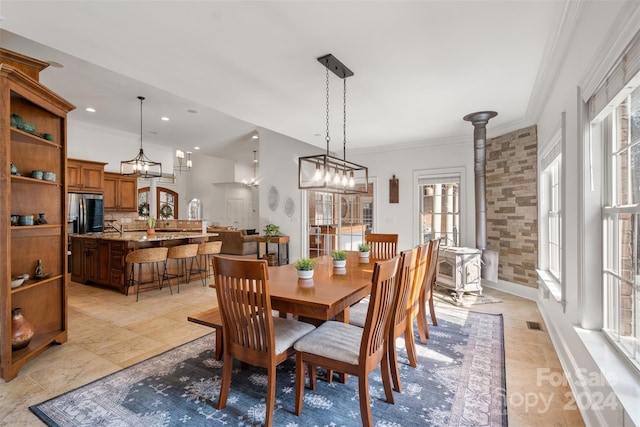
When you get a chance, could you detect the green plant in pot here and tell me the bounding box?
[331,250,348,268]
[146,216,156,235]
[263,223,280,243]
[295,257,315,279]
[358,243,370,258]
[262,223,280,265]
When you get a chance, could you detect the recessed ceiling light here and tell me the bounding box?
[47,60,64,68]
[187,109,198,114]
[194,146,200,150]
[85,107,96,113]
[161,117,169,121]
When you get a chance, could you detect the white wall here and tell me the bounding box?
[258,128,321,260]
[67,121,250,224]
[535,2,639,425]
[351,141,475,252]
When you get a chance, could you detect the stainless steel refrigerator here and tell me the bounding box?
[68,193,104,234]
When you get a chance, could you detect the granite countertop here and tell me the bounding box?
[70,232,219,243]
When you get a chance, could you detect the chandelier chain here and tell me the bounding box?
[138,96,144,149]
[343,78,347,160]
[325,67,330,149]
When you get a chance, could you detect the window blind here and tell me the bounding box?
[588,30,640,122]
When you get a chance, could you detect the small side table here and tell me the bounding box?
[257,235,290,266]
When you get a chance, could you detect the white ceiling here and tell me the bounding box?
[0,1,572,164]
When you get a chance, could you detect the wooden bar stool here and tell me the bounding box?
[165,244,199,292]
[125,247,169,302]
[192,241,222,286]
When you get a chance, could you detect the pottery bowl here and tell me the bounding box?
[31,170,43,179]
[43,171,56,181]
[11,277,25,289]
[18,215,34,226]
[21,121,36,133]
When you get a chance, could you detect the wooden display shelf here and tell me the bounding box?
[11,274,63,295]
[10,175,62,186]
[10,329,66,364]
[10,127,62,147]
[11,224,62,231]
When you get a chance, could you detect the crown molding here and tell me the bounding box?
[527,0,585,122]
[579,0,640,102]
[348,117,536,156]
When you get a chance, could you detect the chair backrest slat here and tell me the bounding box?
[423,239,441,299]
[365,233,398,259]
[391,248,418,329]
[361,257,398,360]
[213,257,274,356]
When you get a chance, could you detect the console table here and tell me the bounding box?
[257,235,290,266]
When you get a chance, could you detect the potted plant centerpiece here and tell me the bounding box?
[295,257,315,279]
[146,216,156,235]
[331,250,348,268]
[263,223,280,266]
[358,243,370,258]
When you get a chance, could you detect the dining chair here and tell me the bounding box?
[417,238,441,343]
[348,248,418,394]
[212,256,315,427]
[404,241,430,367]
[365,233,398,259]
[293,257,399,427]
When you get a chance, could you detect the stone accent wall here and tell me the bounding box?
[485,125,538,288]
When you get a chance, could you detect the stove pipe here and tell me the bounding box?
[463,111,498,280]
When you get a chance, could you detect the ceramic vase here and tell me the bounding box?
[11,308,35,350]
[359,251,370,258]
[333,259,347,268]
[297,269,314,280]
[146,228,155,235]
[37,213,47,225]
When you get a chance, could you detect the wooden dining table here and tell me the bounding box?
[268,251,376,324]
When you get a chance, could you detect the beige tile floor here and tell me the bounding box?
[0,279,584,426]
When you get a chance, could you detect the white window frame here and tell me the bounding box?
[600,86,640,371]
[413,167,466,248]
[537,120,564,303]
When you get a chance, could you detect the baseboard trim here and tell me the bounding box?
[481,278,538,301]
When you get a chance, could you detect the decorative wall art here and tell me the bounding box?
[389,174,399,203]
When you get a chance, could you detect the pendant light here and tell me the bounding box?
[174,149,192,173]
[120,96,162,178]
[298,54,368,194]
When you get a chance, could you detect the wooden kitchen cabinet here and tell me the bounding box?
[1,48,75,381]
[67,158,106,193]
[104,172,137,212]
[70,237,130,293]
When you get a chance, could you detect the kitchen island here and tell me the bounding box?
[70,232,218,294]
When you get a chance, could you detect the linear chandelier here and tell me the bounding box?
[298,54,368,194]
[174,149,192,173]
[120,96,163,178]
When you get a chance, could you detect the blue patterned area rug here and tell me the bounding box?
[30,306,507,426]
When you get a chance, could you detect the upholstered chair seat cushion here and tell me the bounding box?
[272,317,316,355]
[348,301,368,328]
[294,320,363,365]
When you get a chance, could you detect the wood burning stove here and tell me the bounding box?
[435,246,483,299]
